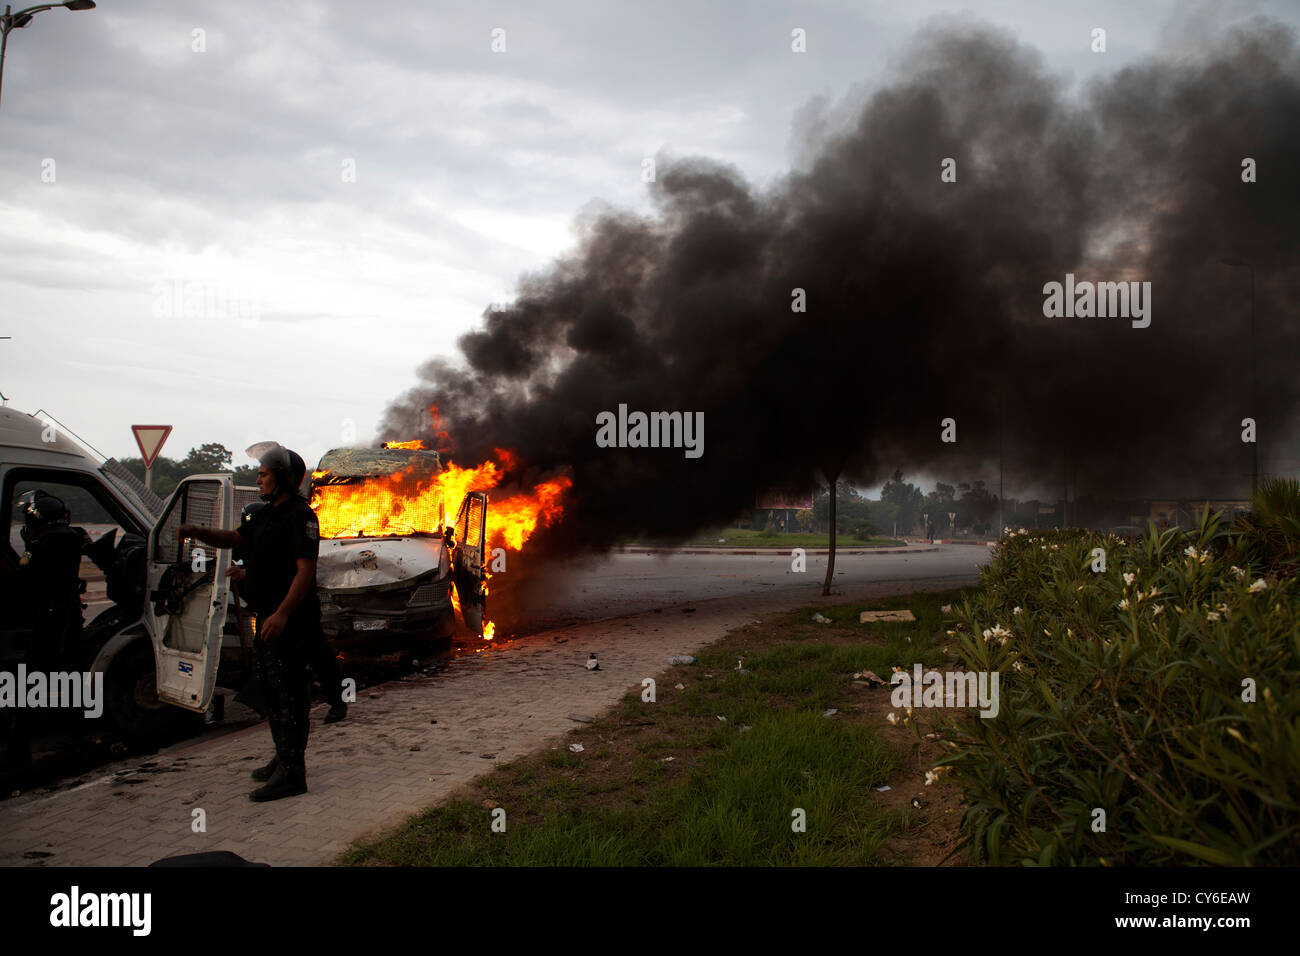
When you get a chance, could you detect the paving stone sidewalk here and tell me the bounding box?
[0,575,974,867]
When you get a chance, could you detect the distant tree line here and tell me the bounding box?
[118,442,258,499]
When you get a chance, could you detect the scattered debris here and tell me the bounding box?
[822,708,838,718]
[668,655,697,665]
[430,719,437,724]
[716,715,727,722]
[811,612,832,624]
[659,756,675,763]
[875,786,892,793]
[852,670,887,685]
[859,609,916,623]
[682,607,697,614]
[911,797,923,809]
[674,683,685,690]
[585,653,600,671]
[737,724,752,732]
[567,714,596,723]
[569,743,585,753]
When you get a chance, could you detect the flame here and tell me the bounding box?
[311,446,571,642]
[382,439,425,450]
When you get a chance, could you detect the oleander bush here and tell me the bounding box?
[935,497,1299,866]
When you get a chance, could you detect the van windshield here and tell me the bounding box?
[311,448,447,539]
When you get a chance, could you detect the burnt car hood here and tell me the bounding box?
[317,536,446,594]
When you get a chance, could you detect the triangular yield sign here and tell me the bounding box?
[132,424,173,468]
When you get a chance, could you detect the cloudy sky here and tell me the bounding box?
[1,0,1294,475]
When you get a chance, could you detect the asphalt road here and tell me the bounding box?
[512,544,990,631]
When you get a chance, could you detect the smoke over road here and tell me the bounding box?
[382,19,1300,558]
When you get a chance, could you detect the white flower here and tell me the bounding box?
[1117,598,1130,610]
[1123,572,1135,586]
[1231,566,1247,579]
[1153,604,1164,616]
[1184,545,1197,558]
[1146,586,1160,598]
[941,604,953,613]
[1013,606,1023,616]
[982,628,992,642]
[1249,578,1268,593]
[1012,660,1024,672]
[1207,611,1221,622]
[886,712,898,725]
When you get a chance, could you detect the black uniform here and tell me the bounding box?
[236,495,322,776]
[234,508,345,712]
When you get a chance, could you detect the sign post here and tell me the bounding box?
[132,425,173,492]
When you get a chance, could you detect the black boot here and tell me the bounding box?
[250,755,280,781]
[249,763,307,802]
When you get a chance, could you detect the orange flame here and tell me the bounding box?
[311,447,571,642]
[382,439,425,450]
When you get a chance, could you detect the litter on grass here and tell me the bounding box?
[859,610,916,623]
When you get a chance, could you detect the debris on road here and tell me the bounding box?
[585,653,600,671]
[567,714,596,723]
[668,655,697,665]
[859,609,916,623]
[569,743,584,753]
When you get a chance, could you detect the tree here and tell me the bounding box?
[880,470,923,534]
[180,442,233,474]
[960,479,998,533]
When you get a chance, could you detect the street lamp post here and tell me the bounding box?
[1221,257,1258,495]
[0,1,95,114]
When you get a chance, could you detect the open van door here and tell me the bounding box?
[144,476,233,712]
[451,491,488,636]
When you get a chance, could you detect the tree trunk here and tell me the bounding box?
[823,477,837,596]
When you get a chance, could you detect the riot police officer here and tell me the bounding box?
[2,491,90,769]
[233,494,347,725]
[179,444,319,802]
[13,491,88,662]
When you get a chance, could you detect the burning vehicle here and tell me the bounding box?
[309,444,488,646]
[0,405,567,758]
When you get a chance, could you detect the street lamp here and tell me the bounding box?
[1221,256,1258,495]
[0,1,95,114]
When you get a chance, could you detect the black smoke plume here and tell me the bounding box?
[383,19,1300,560]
